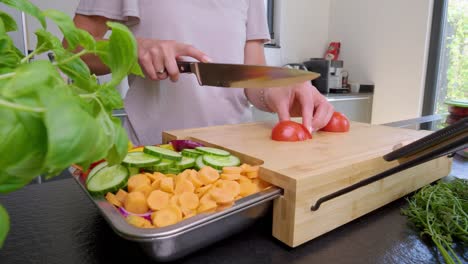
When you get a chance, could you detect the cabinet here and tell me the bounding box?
[251,93,373,124]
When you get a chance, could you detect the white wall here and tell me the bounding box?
[265,0,331,66]
[328,0,434,124]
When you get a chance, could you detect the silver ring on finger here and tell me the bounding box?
[157,69,165,74]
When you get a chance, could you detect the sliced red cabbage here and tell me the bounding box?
[170,140,204,152]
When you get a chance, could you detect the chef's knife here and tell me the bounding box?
[176,61,320,88]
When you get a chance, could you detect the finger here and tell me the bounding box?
[275,100,291,122]
[297,90,314,134]
[312,102,334,130]
[164,52,180,82]
[139,52,158,80]
[151,52,167,81]
[177,44,212,63]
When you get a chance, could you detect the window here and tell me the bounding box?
[423,0,467,118]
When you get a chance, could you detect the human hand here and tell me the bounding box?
[136,38,212,82]
[264,81,334,133]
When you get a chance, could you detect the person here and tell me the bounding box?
[72,0,334,145]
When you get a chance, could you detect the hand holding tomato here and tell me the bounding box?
[271,121,312,141]
[320,112,350,132]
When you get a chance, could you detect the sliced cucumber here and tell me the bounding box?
[128,167,140,176]
[195,156,207,170]
[175,157,196,170]
[166,167,182,175]
[181,149,203,158]
[86,164,129,196]
[144,146,182,161]
[152,159,175,172]
[121,151,161,168]
[86,161,108,184]
[202,155,241,170]
[195,147,230,157]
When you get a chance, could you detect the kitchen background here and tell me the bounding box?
[4,0,437,125]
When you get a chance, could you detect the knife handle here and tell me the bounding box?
[177,61,194,73]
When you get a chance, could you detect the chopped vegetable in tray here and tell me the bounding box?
[84,144,272,229]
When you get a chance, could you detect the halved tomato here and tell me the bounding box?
[271,121,312,142]
[320,112,350,132]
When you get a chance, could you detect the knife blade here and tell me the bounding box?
[176,61,320,89]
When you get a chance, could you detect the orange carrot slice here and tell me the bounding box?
[197,200,217,213]
[174,179,195,195]
[124,192,149,214]
[115,189,128,203]
[160,177,174,193]
[239,181,258,197]
[179,192,199,210]
[220,173,241,181]
[147,190,170,211]
[105,192,122,207]
[170,194,180,207]
[147,172,164,184]
[134,184,153,198]
[188,169,203,188]
[220,180,241,198]
[128,174,151,192]
[210,188,234,205]
[222,166,243,174]
[198,166,220,185]
[152,206,182,227]
[126,215,153,228]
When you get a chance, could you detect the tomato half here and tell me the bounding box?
[321,112,350,132]
[271,121,312,142]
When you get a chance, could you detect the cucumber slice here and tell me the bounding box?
[121,151,161,168]
[86,164,129,196]
[195,147,230,157]
[166,167,182,175]
[86,161,108,184]
[195,156,207,170]
[144,146,182,161]
[202,155,241,170]
[152,159,175,172]
[128,167,140,176]
[175,157,196,170]
[181,149,203,158]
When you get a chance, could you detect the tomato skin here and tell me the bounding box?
[271,121,312,142]
[321,112,350,132]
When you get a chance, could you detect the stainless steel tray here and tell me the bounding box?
[70,167,282,262]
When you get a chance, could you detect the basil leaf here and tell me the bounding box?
[54,48,98,92]
[0,10,17,32]
[0,0,46,29]
[43,9,95,51]
[0,171,30,194]
[97,84,124,111]
[40,86,112,172]
[34,29,62,54]
[0,35,22,68]
[0,203,9,248]
[0,103,47,181]
[2,60,60,98]
[130,62,144,77]
[105,22,138,87]
[105,117,128,165]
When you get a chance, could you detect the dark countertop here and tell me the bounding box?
[0,154,466,264]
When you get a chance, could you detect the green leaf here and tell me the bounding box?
[105,118,128,165]
[0,203,9,248]
[97,84,124,111]
[0,10,17,32]
[43,9,95,51]
[2,60,61,98]
[34,29,62,54]
[0,0,46,28]
[0,102,48,181]
[129,62,144,77]
[0,35,23,68]
[40,86,112,172]
[54,48,98,92]
[0,171,30,194]
[105,22,138,87]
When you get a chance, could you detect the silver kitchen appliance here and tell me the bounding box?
[303,58,345,94]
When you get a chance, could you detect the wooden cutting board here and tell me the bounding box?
[163,120,451,247]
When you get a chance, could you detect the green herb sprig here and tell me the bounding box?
[0,0,143,247]
[402,179,468,264]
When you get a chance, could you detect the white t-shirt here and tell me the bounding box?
[76,0,270,145]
